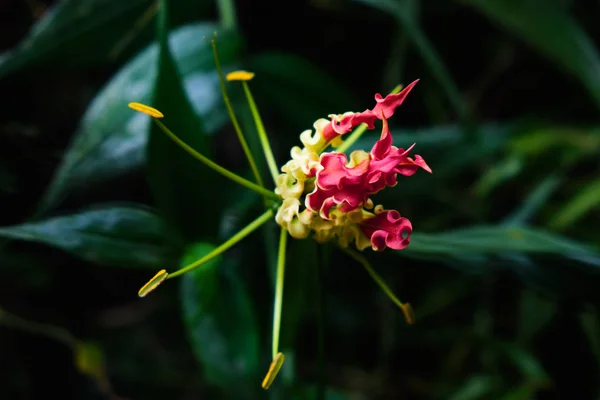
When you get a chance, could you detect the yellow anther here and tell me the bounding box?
[226,70,255,81]
[138,269,168,297]
[261,352,285,389]
[128,102,164,118]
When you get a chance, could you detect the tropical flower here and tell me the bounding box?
[128,39,431,390]
[275,79,431,252]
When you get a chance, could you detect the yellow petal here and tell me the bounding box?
[226,70,255,81]
[128,102,164,118]
[261,352,285,389]
[138,269,168,297]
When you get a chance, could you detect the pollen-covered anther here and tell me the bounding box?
[128,102,164,118]
[225,70,255,81]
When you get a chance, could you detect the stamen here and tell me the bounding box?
[128,102,164,118]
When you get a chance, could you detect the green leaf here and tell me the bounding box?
[246,52,360,132]
[39,23,242,213]
[449,375,500,400]
[180,243,260,391]
[550,179,600,230]
[504,174,562,225]
[0,0,216,79]
[0,204,174,268]
[473,154,524,196]
[405,226,599,264]
[0,0,150,78]
[517,290,556,344]
[464,0,600,110]
[401,226,600,302]
[146,0,224,240]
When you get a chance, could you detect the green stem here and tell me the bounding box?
[0,307,75,348]
[216,0,237,31]
[242,82,280,183]
[168,209,274,279]
[341,247,414,324]
[272,228,288,358]
[315,246,326,400]
[211,37,264,189]
[336,84,404,154]
[153,119,278,201]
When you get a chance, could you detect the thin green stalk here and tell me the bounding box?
[153,119,278,201]
[168,209,274,279]
[336,84,404,154]
[216,0,237,31]
[272,228,288,358]
[341,246,414,324]
[315,246,326,400]
[211,37,263,188]
[242,82,280,183]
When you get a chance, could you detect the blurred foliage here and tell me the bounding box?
[1,0,600,399]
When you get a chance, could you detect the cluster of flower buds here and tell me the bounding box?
[275,80,431,252]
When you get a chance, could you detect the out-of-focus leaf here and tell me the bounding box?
[449,375,500,400]
[356,0,469,121]
[291,386,352,400]
[180,243,260,391]
[550,179,600,230]
[146,0,221,240]
[405,226,599,265]
[509,126,600,157]
[402,226,600,302]
[499,384,539,400]
[0,204,174,268]
[39,23,242,213]
[517,290,556,344]
[415,277,473,321]
[0,0,149,78]
[0,0,216,79]
[580,310,600,373]
[473,154,524,196]
[464,0,600,110]
[496,342,549,384]
[504,174,562,225]
[246,52,360,133]
[74,341,105,381]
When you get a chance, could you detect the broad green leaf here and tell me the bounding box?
[464,0,600,110]
[0,204,174,268]
[245,52,360,134]
[0,0,215,79]
[550,179,600,230]
[180,243,260,392]
[405,226,599,264]
[0,0,149,78]
[146,0,221,240]
[39,23,242,213]
[356,0,469,122]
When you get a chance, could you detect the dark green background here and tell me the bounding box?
[1,0,600,399]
